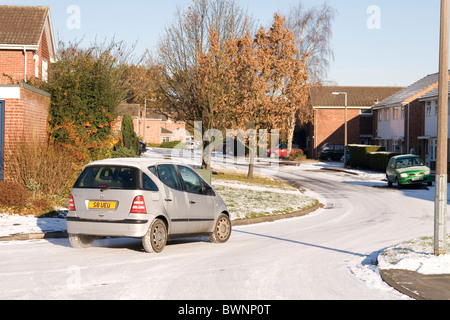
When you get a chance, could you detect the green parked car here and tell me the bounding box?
[386,155,433,188]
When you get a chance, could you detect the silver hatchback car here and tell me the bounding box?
[66,158,231,253]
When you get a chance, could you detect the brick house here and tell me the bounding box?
[306,86,403,159]
[372,71,450,168]
[115,104,187,145]
[0,6,56,180]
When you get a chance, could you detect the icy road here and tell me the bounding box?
[0,160,442,300]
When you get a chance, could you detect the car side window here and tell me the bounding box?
[178,166,204,194]
[148,166,157,176]
[143,174,158,191]
[157,164,182,191]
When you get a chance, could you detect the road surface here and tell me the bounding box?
[0,156,439,300]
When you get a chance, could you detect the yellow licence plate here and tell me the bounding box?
[88,201,117,210]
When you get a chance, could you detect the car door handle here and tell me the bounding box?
[165,198,173,202]
[189,200,196,204]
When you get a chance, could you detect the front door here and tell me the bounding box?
[0,101,4,181]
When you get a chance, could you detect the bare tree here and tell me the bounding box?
[284,2,336,156]
[287,2,336,83]
[155,0,254,168]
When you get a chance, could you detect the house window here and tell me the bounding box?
[42,59,48,81]
[393,139,404,153]
[34,53,39,78]
[393,107,399,120]
[426,101,432,117]
[401,106,405,119]
[435,101,439,116]
[378,110,383,122]
[384,108,390,121]
[430,139,437,161]
[162,136,170,143]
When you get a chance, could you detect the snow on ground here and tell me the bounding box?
[1,154,449,277]
[0,213,67,237]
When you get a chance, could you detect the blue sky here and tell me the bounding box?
[1,0,444,86]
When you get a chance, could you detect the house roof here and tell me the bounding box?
[161,127,173,134]
[310,86,404,108]
[419,80,450,101]
[0,6,48,45]
[0,5,56,61]
[375,71,450,108]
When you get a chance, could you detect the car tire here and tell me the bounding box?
[142,218,167,253]
[387,175,392,187]
[69,233,94,249]
[428,181,433,187]
[209,214,232,244]
[396,178,402,189]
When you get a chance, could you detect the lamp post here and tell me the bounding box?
[332,92,348,167]
[435,0,448,256]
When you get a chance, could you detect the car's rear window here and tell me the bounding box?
[74,165,141,190]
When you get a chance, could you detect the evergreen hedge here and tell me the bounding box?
[348,144,399,172]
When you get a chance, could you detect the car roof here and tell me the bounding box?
[392,154,420,159]
[85,158,193,170]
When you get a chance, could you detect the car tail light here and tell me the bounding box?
[130,195,146,214]
[69,194,76,211]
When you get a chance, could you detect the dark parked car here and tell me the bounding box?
[139,140,147,154]
[318,143,345,161]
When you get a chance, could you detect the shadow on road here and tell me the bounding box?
[234,229,367,258]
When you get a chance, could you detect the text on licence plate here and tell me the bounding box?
[88,201,117,210]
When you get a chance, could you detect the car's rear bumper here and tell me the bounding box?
[66,216,150,238]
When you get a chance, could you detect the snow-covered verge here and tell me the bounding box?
[212,179,317,220]
[378,236,450,275]
[0,213,67,237]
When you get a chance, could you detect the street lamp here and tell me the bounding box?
[332,92,348,167]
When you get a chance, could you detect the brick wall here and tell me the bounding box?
[314,108,362,152]
[2,84,50,178]
[0,32,50,84]
[406,101,426,158]
[114,117,186,145]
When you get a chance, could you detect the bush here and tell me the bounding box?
[368,152,400,172]
[120,114,139,155]
[0,181,31,207]
[288,150,306,161]
[7,142,82,198]
[111,147,139,158]
[160,141,184,149]
[348,144,384,169]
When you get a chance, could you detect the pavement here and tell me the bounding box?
[0,219,449,300]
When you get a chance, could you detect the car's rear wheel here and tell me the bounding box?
[209,214,232,243]
[142,218,167,253]
[69,234,94,249]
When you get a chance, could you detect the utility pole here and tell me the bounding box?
[435,0,449,256]
[332,92,348,167]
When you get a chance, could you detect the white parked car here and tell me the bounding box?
[66,158,231,253]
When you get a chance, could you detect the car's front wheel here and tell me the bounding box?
[69,234,94,249]
[142,218,167,253]
[396,178,402,189]
[209,214,232,243]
